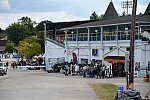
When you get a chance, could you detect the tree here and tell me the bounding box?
[35,20,52,52]
[5,41,15,53]
[98,14,104,20]
[90,11,98,20]
[18,16,36,36]
[18,37,42,58]
[6,23,30,45]
[5,16,36,46]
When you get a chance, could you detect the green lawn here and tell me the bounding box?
[90,83,118,100]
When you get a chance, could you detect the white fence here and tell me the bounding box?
[17,66,46,71]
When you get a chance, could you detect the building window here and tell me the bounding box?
[67,29,77,41]
[92,49,98,56]
[89,27,101,41]
[78,28,88,41]
[103,26,117,41]
[148,61,150,71]
[81,58,88,64]
[126,47,130,51]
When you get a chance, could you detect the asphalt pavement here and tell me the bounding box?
[0,69,149,100]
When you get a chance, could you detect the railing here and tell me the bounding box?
[17,66,46,71]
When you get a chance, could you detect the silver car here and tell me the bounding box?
[0,62,8,76]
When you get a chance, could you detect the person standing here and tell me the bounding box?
[65,62,69,76]
[96,63,101,79]
[6,61,9,67]
[102,65,106,79]
[70,63,73,76]
[83,64,87,77]
[74,64,79,76]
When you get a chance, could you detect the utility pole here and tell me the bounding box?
[121,0,133,15]
[43,23,47,70]
[129,0,137,89]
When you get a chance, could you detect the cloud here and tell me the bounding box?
[0,0,149,29]
[0,0,11,12]
[0,11,87,29]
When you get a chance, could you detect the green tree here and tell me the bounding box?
[98,14,104,20]
[5,16,36,46]
[90,11,98,20]
[6,23,30,45]
[35,20,52,53]
[18,37,42,58]
[5,41,15,53]
[18,16,36,36]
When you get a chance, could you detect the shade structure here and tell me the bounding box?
[104,56,125,63]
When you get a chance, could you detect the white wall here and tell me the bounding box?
[45,40,65,69]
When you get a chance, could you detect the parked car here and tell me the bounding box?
[0,62,8,76]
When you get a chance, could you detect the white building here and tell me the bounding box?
[45,2,150,77]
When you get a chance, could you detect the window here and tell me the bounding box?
[148,61,150,71]
[126,47,130,51]
[78,28,88,41]
[67,29,77,41]
[81,59,88,64]
[92,49,98,56]
[89,27,101,41]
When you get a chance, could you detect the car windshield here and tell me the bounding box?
[0,62,4,67]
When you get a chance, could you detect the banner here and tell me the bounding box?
[72,52,77,62]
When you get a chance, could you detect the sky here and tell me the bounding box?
[0,0,149,30]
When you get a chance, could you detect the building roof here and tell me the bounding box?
[103,2,118,20]
[46,20,97,30]
[63,14,150,29]
[144,2,150,15]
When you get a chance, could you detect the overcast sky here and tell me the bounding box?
[0,0,149,29]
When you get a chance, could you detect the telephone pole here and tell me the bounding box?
[129,0,137,89]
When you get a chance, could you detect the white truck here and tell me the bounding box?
[0,62,8,76]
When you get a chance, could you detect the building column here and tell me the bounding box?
[100,26,104,65]
[87,27,91,64]
[65,30,68,62]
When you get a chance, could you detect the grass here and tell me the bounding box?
[90,83,118,100]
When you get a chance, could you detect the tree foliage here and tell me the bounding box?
[6,23,30,45]
[5,16,36,46]
[5,41,15,53]
[98,14,104,20]
[90,11,98,20]
[18,37,42,58]
[18,16,36,36]
[35,20,52,53]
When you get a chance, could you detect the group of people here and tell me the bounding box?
[64,62,106,79]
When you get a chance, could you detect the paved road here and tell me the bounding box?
[0,69,149,100]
